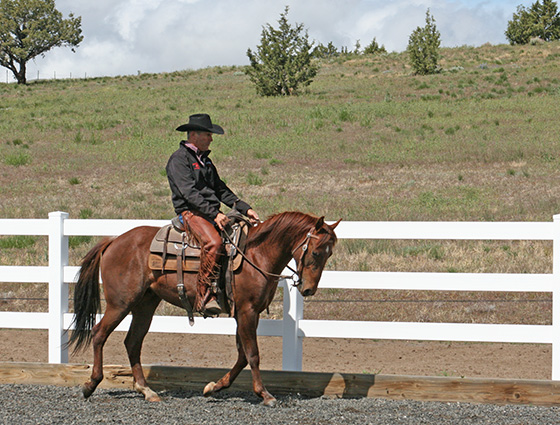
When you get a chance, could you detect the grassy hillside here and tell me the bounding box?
[1,42,559,323]
[1,42,560,223]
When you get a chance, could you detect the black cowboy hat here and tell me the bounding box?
[176,113,224,134]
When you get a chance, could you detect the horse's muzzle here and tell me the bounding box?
[301,287,316,297]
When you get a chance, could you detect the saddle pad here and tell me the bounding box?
[148,253,200,272]
[150,224,201,257]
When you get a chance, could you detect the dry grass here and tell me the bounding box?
[2,42,560,325]
[303,290,551,325]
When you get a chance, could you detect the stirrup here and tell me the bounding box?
[202,299,222,317]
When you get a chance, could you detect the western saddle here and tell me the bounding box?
[148,211,249,325]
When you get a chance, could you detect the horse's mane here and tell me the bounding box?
[246,211,336,249]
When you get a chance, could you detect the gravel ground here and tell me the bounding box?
[1,384,559,425]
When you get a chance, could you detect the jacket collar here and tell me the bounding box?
[182,141,210,156]
[182,141,210,165]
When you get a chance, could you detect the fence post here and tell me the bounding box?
[48,211,69,363]
[553,214,560,380]
[281,279,303,371]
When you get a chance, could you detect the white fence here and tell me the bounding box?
[1,212,560,379]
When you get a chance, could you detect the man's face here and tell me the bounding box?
[191,131,213,151]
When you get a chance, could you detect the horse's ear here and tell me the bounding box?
[315,216,325,231]
[329,218,342,230]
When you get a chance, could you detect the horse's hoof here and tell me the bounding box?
[146,393,162,402]
[203,381,216,397]
[262,397,277,407]
[82,383,94,399]
[134,382,161,402]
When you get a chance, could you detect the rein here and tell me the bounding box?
[223,225,319,285]
[223,230,294,281]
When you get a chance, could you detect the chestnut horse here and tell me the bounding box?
[68,211,339,406]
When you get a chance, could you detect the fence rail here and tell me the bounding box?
[1,212,560,378]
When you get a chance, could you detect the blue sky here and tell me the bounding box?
[11,0,531,82]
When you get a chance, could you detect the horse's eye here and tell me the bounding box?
[312,251,319,258]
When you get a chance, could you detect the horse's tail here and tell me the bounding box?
[67,237,114,354]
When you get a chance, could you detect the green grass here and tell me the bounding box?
[4,151,31,166]
[0,235,37,250]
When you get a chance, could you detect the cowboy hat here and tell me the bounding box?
[176,113,224,134]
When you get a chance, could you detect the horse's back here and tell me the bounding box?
[101,226,160,276]
[114,225,159,246]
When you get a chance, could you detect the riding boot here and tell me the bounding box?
[199,266,222,316]
[181,211,224,316]
[193,256,223,317]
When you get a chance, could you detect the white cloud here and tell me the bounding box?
[11,0,530,82]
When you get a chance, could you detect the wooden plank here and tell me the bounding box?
[367,374,560,406]
[1,362,560,406]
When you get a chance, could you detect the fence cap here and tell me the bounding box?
[48,211,70,218]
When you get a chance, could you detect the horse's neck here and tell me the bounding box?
[247,224,303,276]
[248,241,292,276]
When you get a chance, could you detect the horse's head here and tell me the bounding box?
[293,217,340,297]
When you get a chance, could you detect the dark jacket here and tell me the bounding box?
[166,142,251,219]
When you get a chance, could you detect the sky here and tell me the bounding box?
[5,0,532,82]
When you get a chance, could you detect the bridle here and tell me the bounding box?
[289,227,320,288]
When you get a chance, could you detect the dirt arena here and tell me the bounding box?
[1,329,551,380]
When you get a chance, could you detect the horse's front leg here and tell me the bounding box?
[203,331,248,397]
[238,310,277,406]
[242,314,276,406]
[204,310,276,406]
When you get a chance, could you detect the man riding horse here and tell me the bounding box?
[166,113,260,316]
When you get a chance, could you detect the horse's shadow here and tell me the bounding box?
[82,387,259,404]
[160,388,263,404]
[84,386,322,408]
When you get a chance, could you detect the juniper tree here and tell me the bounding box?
[312,41,339,59]
[505,0,560,44]
[246,7,318,96]
[407,9,441,75]
[363,37,387,55]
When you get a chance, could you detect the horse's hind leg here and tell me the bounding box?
[125,290,161,402]
[82,306,129,399]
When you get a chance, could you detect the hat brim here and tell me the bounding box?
[176,123,224,134]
